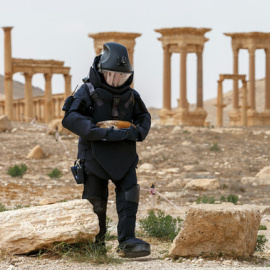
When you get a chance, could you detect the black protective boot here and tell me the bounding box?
[88,196,108,253]
[116,185,151,258]
[117,237,151,258]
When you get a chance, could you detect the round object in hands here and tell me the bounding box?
[96,120,136,130]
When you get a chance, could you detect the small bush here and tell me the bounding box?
[39,240,122,264]
[256,235,268,252]
[196,195,216,204]
[48,168,62,178]
[226,194,238,205]
[0,203,8,212]
[259,225,267,230]
[139,210,183,242]
[209,142,220,151]
[7,164,27,177]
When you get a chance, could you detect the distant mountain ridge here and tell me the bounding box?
[0,74,44,100]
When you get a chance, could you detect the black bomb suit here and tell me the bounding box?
[62,54,151,247]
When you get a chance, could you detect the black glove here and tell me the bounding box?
[125,126,140,141]
[105,127,128,141]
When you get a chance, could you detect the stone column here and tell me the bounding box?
[265,48,270,111]
[217,80,223,127]
[24,73,33,120]
[128,48,134,88]
[44,73,52,123]
[2,27,13,120]
[180,48,187,109]
[163,46,172,110]
[64,75,71,100]
[248,47,256,110]
[241,80,248,126]
[196,49,203,108]
[233,47,239,110]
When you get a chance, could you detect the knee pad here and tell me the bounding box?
[125,184,140,204]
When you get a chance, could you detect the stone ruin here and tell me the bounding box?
[1,27,270,127]
[155,27,211,127]
[1,27,71,123]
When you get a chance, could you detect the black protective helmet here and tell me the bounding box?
[98,42,133,73]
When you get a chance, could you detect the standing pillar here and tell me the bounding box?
[241,80,248,126]
[2,27,13,120]
[248,47,256,110]
[64,75,71,100]
[196,49,203,108]
[24,73,33,120]
[217,80,224,127]
[128,48,134,88]
[180,49,187,109]
[265,48,270,111]
[163,46,172,110]
[233,48,239,110]
[44,73,52,123]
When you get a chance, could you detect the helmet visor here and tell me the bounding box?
[101,70,132,87]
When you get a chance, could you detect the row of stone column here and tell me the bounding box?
[162,46,203,111]
[232,47,270,112]
[12,96,65,122]
[9,72,71,123]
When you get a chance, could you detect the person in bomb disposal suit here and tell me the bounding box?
[62,42,151,258]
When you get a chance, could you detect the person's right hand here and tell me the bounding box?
[105,127,128,141]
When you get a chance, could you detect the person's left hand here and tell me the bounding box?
[125,126,139,141]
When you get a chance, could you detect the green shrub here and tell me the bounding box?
[209,142,220,151]
[226,194,238,205]
[256,235,268,252]
[259,225,267,230]
[196,195,216,204]
[39,240,122,264]
[139,210,183,242]
[0,203,8,212]
[48,168,62,178]
[7,164,27,177]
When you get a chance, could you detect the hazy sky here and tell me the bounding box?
[1,0,270,108]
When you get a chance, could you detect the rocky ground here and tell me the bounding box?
[2,119,270,269]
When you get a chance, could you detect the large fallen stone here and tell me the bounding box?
[26,145,44,159]
[169,203,261,258]
[48,119,72,135]
[0,199,99,254]
[184,178,220,191]
[0,115,12,132]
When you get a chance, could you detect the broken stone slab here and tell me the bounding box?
[184,178,220,191]
[26,145,44,159]
[256,166,270,178]
[0,115,12,132]
[169,204,261,258]
[0,199,99,254]
[241,176,270,186]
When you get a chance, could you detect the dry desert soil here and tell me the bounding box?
[1,116,270,269]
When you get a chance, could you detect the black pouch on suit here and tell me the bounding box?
[71,159,86,184]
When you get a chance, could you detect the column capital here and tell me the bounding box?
[162,44,170,52]
[23,72,33,79]
[196,45,204,53]
[265,48,270,55]
[232,46,239,55]
[248,46,256,55]
[44,73,52,80]
[2,26,13,32]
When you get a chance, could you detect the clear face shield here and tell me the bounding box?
[101,69,132,88]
